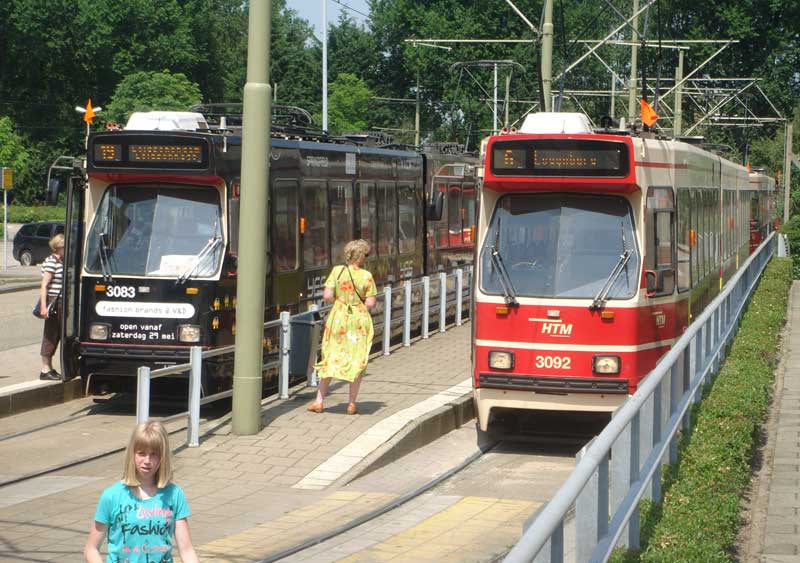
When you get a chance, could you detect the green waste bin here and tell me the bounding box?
[289,310,322,376]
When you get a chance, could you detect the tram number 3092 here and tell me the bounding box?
[535,355,571,369]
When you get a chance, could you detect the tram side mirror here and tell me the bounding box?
[645,269,659,297]
[46,178,62,205]
[645,269,671,298]
[426,191,444,221]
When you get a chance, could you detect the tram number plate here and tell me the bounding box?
[105,285,136,298]
[535,355,571,369]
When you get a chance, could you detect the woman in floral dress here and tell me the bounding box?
[308,239,377,415]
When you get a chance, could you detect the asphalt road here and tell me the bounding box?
[0,287,42,351]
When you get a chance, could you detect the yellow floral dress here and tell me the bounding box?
[314,265,377,382]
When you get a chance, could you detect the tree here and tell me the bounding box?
[99,71,203,127]
[326,73,374,134]
[0,116,35,203]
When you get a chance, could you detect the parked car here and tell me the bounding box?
[12,221,65,266]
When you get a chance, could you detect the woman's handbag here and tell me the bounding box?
[32,296,59,318]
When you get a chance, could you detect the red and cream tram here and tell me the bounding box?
[473,113,775,430]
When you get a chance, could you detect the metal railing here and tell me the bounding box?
[136,267,472,446]
[504,233,776,563]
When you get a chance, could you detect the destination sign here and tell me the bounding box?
[491,139,629,177]
[89,133,210,171]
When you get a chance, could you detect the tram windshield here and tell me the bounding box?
[85,185,223,278]
[480,194,639,299]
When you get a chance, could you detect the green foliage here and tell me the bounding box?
[609,258,792,562]
[0,116,31,189]
[326,73,374,135]
[104,70,203,125]
[1,205,65,224]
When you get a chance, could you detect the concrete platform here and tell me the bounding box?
[0,324,476,562]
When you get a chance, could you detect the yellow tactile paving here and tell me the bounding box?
[196,491,396,562]
[338,496,538,562]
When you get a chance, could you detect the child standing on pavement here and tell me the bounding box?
[84,421,199,563]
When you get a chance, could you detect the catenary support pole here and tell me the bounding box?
[627,0,640,124]
[233,0,272,435]
[674,50,684,136]
[784,122,792,224]
[541,0,554,111]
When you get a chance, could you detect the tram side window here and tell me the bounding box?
[433,182,449,249]
[677,188,691,292]
[462,183,476,244]
[274,181,298,272]
[690,189,700,286]
[645,187,675,296]
[359,182,377,249]
[448,183,462,246]
[377,182,397,256]
[302,180,329,269]
[330,180,354,264]
[725,190,734,260]
[711,189,719,269]
[397,184,416,255]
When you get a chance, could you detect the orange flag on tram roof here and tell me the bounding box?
[640,98,658,127]
[84,99,96,124]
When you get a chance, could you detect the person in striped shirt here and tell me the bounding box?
[38,234,64,380]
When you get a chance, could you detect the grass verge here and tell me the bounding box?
[610,257,793,562]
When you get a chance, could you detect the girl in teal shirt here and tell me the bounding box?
[84,421,199,563]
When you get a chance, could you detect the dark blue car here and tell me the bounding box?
[12,221,65,266]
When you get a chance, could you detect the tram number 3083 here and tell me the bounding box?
[535,355,571,369]
[105,285,137,298]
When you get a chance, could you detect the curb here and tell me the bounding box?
[342,392,476,485]
[0,378,84,418]
[0,281,40,294]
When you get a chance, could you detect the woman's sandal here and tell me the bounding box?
[307,403,324,413]
[347,403,358,415]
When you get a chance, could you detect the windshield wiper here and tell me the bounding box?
[590,222,632,310]
[176,223,222,284]
[489,219,518,307]
[97,218,114,282]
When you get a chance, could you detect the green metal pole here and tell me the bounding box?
[541,0,554,112]
[415,69,420,147]
[233,0,272,435]
[673,50,684,137]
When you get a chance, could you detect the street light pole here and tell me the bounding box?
[322,0,328,132]
[232,0,272,435]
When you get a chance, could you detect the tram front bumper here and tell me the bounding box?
[473,385,628,432]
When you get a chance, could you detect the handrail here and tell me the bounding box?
[136,267,473,445]
[504,233,776,562]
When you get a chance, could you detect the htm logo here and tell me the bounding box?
[541,323,573,336]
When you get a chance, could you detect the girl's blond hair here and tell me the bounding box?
[344,239,370,265]
[121,421,173,488]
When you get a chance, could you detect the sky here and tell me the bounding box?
[286,0,371,37]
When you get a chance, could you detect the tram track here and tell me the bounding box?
[257,417,599,562]
[257,439,501,563]
[0,400,228,489]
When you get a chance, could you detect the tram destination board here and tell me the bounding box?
[490,138,629,177]
[88,133,211,171]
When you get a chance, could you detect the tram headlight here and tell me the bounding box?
[488,350,514,370]
[593,355,621,375]
[89,323,110,340]
[178,324,201,343]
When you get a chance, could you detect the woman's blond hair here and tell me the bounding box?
[49,233,65,251]
[121,421,173,488]
[344,239,370,265]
